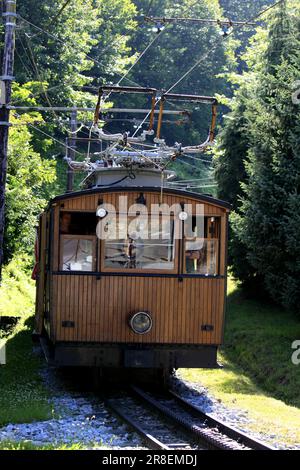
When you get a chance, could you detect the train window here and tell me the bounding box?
[60,235,95,271]
[103,217,175,271]
[60,211,97,235]
[185,217,220,276]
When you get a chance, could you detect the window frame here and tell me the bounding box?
[59,234,97,272]
[99,214,179,274]
[183,216,221,277]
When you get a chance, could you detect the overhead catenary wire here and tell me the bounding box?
[22,31,73,134]
[14,43,33,79]
[12,112,87,159]
[10,82,76,106]
[144,17,257,26]
[165,0,285,94]
[29,0,74,40]
[46,0,73,30]
[14,0,285,179]
[175,158,213,171]
[102,30,165,105]
[132,0,284,141]
[17,15,142,89]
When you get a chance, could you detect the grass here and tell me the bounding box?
[0,256,35,318]
[0,257,52,426]
[180,279,300,448]
[0,441,85,450]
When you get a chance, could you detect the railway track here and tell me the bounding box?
[106,394,200,450]
[106,385,275,451]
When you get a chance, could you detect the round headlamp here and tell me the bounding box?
[96,207,107,218]
[129,311,152,335]
[179,211,188,221]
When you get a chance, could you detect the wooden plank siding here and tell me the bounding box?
[52,275,225,345]
[46,190,229,346]
[34,212,47,334]
[58,191,226,216]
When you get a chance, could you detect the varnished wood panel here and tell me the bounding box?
[58,191,228,217]
[35,212,47,334]
[47,189,228,346]
[52,275,225,345]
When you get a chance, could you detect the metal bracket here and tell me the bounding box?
[61,321,75,328]
[0,122,12,126]
[0,75,15,81]
[2,12,18,17]
[201,324,214,331]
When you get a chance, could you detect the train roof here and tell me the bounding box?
[49,186,232,211]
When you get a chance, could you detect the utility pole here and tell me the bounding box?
[0,0,16,279]
[66,109,77,192]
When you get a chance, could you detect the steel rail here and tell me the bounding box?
[131,386,276,451]
[105,398,185,450]
[168,389,276,451]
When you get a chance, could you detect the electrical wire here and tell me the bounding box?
[30,0,74,40]
[10,82,74,106]
[132,0,284,141]
[15,30,37,77]
[12,111,87,158]
[102,31,164,105]
[146,0,155,17]
[23,32,72,134]
[13,0,284,180]
[18,15,142,89]
[15,43,33,79]
[165,0,284,94]
[47,0,73,29]
[182,153,213,162]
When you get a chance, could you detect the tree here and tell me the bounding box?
[4,84,56,262]
[230,1,300,311]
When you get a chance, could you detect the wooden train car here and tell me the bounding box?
[34,170,231,373]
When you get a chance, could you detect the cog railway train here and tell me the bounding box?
[33,87,231,379]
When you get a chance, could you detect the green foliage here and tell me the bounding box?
[180,280,300,448]
[16,0,137,105]
[215,1,300,312]
[0,258,51,425]
[4,85,56,262]
[0,255,35,317]
[0,320,51,426]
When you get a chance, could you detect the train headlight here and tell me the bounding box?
[129,312,152,334]
[96,207,107,218]
[179,211,188,221]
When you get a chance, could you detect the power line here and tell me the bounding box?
[23,32,70,133]
[165,0,284,94]
[175,158,213,171]
[15,30,37,76]
[12,112,86,158]
[133,0,284,137]
[17,15,142,89]
[8,106,185,115]
[15,42,33,79]
[105,0,207,106]
[10,82,74,106]
[183,153,213,162]
[47,0,73,29]
[146,0,155,17]
[29,0,74,40]
[144,17,257,26]
[101,30,166,106]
